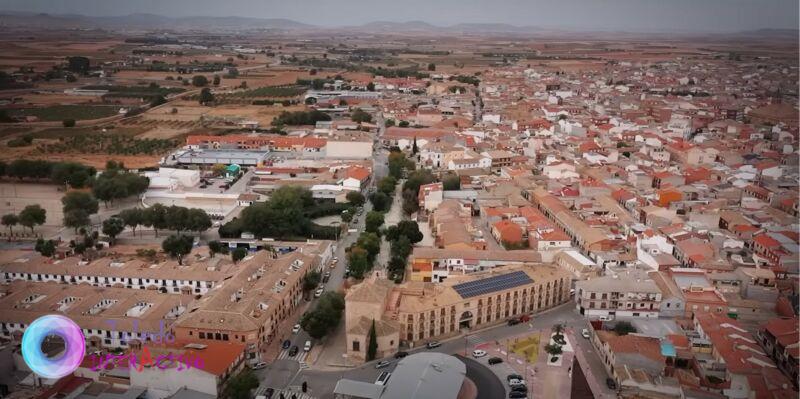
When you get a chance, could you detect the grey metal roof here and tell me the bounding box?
[333,379,384,399]
[380,353,466,399]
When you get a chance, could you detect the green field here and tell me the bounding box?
[230,85,307,98]
[10,105,121,121]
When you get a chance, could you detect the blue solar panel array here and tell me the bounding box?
[452,270,533,299]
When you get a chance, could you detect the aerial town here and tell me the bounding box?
[0,3,797,399]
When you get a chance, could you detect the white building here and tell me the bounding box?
[575,274,662,319]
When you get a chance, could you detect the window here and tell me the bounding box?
[352,341,360,352]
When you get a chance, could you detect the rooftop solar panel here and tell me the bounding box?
[452,270,533,299]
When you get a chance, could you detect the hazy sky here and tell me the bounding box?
[2,0,798,32]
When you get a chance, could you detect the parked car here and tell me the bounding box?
[375,360,391,369]
[394,351,408,359]
[292,324,301,334]
[472,349,487,358]
[506,374,524,383]
[519,314,530,322]
[281,340,291,349]
[251,362,268,370]
[581,328,590,339]
[599,315,615,321]
[488,357,503,365]
[314,287,324,298]
[509,378,526,386]
[508,391,527,398]
[375,371,392,386]
[606,378,617,390]
[288,346,299,357]
[510,384,527,392]
[507,318,521,326]
[426,341,441,349]
[304,341,312,352]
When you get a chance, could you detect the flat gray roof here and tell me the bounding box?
[333,379,384,399]
[380,352,466,399]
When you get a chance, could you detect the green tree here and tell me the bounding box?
[199,88,215,105]
[366,319,378,361]
[19,205,46,233]
[118,208,144,237]
[231,247,248,263]
[63,209,90,232]
[144,204,169,237]
[149,95,166,107]
[302,270,321,298]
[208,240,228,257]
[346,191,365,207]
[369,191,391,212]
[545,343,563,356]
[300,291,345,339]
[384,220,423,244]
[212,75,221,86]
[388,152,410,179]
[62,192,99,215]
[191,75,209,87]
[442,174,460,190]
[223,369,259,399]
[365,211,384,233]
[341,210,353,223]
[102,217,125,245]
[351,108,372,124]
[389,235,412,260]
[377,176,397,196]
[356,232,381,261]
[162,234,193,265]
[412,136,418,154]
[613,321,637,336]
[427,63,436,71]
[367,82,375,91]
[347,246,371,279]
[34,238,56,257]
[2,214,18,235]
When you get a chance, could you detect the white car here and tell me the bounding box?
[303,340,312,352]
[314,287,324,298]
[292,324,301,334]
[509,378,526,386]
[581,328,590,339]
[472,349,487,358]
[251,362,268,370]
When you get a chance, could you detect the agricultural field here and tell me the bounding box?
[6,104,121,121]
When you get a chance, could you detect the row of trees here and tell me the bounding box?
[117,204,212,237]
[0,159,96,188]
[271,110,331,126]
[2,205,46,235]
[385,221,423,283]
[346,232,381,279]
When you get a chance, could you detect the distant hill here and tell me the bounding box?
[0,12,313,31]
[0,11,795,38]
